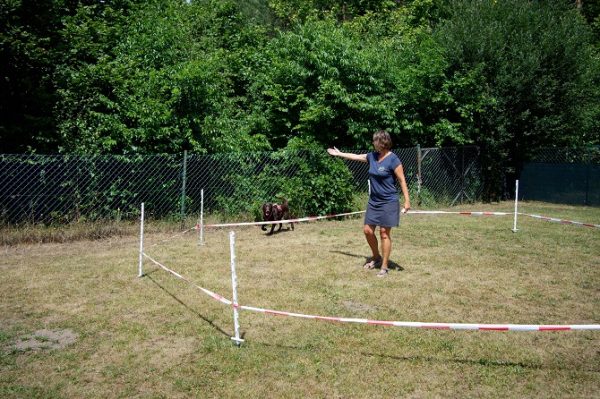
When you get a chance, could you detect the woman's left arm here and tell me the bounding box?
[394,164,411,213]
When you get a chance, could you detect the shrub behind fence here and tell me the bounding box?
[0,146,482,224]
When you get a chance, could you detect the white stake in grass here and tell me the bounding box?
[199,188,205,246]
[138,202,145,277]
[512,180,519,233]
[229,231,244,346]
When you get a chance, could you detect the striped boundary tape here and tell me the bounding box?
[414,210,600,228]
[142,253,600,332]
[199,210,365,229]
[520,213,600,229]
[410,210,511,216]
[144,253,232,306]
[195,209,599,229]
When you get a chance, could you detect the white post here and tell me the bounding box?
[199,188,205,246]
[138,202,145,277]
[512,180,519,233]
[368,179,371,196]
[229,231,244,346]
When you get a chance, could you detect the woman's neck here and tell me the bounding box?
[377,149,390,161]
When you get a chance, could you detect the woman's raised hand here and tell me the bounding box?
[327,147,340,156]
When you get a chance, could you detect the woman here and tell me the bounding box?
[327,130,411,277]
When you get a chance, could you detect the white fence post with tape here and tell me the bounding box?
[199,188,205,246]
[512,180,519,233]
[229,231,244,346]
[138,202,145,277]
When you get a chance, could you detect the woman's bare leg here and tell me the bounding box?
[363,224,380,260]
[379,227,392,270]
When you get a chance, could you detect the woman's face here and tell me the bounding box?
[373,139,384,152]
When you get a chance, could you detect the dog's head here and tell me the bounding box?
[262,203,275,221]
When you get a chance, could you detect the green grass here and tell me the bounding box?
[1,202,599,398]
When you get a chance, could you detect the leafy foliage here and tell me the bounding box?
[267,0,400,24]
[2,0,599,206]
[247,14,449,149]
[434,0,600,198]
[214,138,355,218]
[0,0,68,152]
[55,0,270,154]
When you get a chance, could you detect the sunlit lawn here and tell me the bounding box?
[1,202,599,398]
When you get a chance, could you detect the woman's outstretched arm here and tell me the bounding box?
[327,147,368,162]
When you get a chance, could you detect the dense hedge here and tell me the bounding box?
[2,0,598,201]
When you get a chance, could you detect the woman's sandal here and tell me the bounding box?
[376,268,389,277]
[363,257,382,270]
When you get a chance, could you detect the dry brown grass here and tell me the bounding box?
[1,202,599,398]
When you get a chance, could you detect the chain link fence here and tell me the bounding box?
[344,146,482,206]
[1,146,482,225]
[519,147,600,206]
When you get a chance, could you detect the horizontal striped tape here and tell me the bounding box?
[197,210,510,230]
[143,253,232,306]
[409,210,507,215]
[193,209,598,229]
[200,211,365,229]
[520,213,600,229]
[241,304,600,331]
[144,255,600,332]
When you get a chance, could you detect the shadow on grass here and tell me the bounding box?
[262,225,295,236]
[331,250,404,271]
[251,340,547,370]
[143,269,582,372]
[357,352,544,370]
[145,273,232,338]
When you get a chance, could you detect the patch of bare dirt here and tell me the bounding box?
[342,300,376,314]
[13,329,78,351]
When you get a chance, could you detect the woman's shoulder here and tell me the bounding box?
[389,152,401,162]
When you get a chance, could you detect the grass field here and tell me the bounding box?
[1,202,599,398]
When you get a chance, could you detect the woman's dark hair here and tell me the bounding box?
[373,130,392,151]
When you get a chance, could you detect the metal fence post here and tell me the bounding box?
[180,150,188,227]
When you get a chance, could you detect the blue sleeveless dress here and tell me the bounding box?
[364,151,401,227]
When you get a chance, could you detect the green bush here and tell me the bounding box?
[214,138,355,218]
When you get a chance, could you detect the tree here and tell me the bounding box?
[1,0,64,152]
[246,13,449,149]
[434,0,600,199]
[54,0,270,154]
[267,0,400,25]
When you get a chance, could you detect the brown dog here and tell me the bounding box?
[261,199,294,235]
